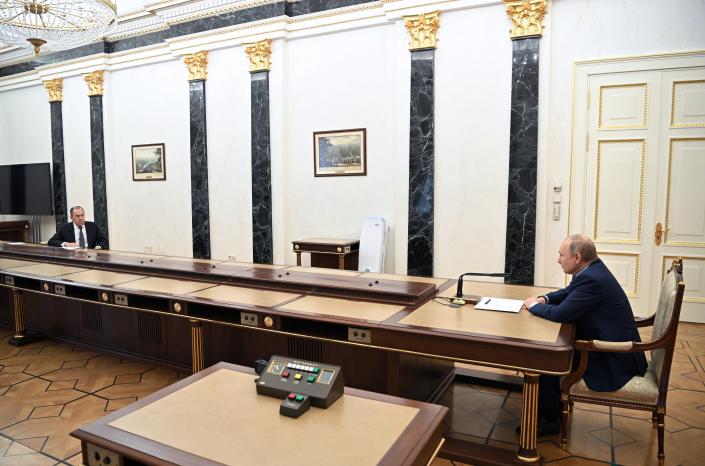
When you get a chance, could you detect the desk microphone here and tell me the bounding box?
[455,272,511,298]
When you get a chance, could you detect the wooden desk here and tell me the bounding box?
[292,238,359,270]
[0,242,573,465]
[0,220,29,242]
[71,362,447,466]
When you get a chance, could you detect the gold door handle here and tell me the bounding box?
[654,222,669,246]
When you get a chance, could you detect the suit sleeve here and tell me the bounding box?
[47,227,65,247]
[94,224,108,249]
[529,275,602,323]
[545,288,569,305]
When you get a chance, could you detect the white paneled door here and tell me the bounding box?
[570,54,705,322]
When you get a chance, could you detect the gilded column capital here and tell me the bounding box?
[84,70,105,96]
[244,39,272,72]
[504,0,548,39]
[43,79,63,102]
[184,51,209,81]
[404,11,440,51]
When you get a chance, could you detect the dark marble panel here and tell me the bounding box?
[89,96,109,248]
[504,38,539,285]
[285,0,375,16]
[50,102,67,227]
[0,43,105,77]
[407,49,435,277]
[250,71,273,264]
[189,80,211,259]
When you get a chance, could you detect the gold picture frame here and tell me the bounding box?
[313,128,367,177]
[132,143,166,181]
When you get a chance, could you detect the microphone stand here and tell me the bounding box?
[455,272,511,298]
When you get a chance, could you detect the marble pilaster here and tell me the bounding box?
[504,37,540,285]
[189,79,211,259]
[50,102,67,226]
[250,71,273,264]
[89,95,109,247]
[407,49,435,277]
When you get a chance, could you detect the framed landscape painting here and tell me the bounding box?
[132,143,166,181]
[313,128,367,177]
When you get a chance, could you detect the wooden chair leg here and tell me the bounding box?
[568,401,574,412]
[561,398,569,445]
[652,409,657,427]
[657,411,665,463]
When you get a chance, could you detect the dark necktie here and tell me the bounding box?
[78,226,86,248]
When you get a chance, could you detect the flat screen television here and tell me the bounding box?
[0,163,54,215]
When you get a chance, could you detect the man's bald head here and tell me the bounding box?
[566,234,598,263]
[557,234,598,275]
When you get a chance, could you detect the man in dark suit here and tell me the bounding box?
[48,206,108,249]
[522,234,647,435]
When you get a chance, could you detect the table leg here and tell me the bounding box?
[8,288,42,347]
[338,255,344,270]
[517,372,541,462]
[295,252,301,266]
[190,319,205,373]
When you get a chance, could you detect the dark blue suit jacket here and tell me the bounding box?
[530,259,647,392]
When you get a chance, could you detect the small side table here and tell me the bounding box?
[292,238,359,271]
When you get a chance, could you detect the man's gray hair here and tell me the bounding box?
[567,234,598,262]
[69,206,84,216]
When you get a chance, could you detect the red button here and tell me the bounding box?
[288,393,296,400]
[282,371,290,378]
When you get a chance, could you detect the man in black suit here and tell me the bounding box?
[522,234,647,435]
[48,206,108,249]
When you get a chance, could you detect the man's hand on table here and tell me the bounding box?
[523,296,546,310]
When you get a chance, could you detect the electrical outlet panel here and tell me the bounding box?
[241,312,258,326]
[114,294,128,306]
[54,284,66,296]
[86,443,122,466]
[348,327,371,344]
[4,276,14,286]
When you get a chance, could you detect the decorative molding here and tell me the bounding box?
[403,11,440,51]
[43,78,63,102]
[184,50,208,80]
[84,70,105,96]
[244,39,272,72]
[504,0,547,39]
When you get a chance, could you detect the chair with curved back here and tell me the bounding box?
[559,257,685,464]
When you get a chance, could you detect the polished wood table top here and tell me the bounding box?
[71,362,447,466]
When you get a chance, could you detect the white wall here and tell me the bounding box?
[106,60,192,256]
[281,25,402,269]
[1,0,704,279]
[540,0,705,286]
[0,84,55,239]
[206,44,254,261]
[434,3,512,279]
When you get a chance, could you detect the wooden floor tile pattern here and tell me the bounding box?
[1,324,705,465]
[0,328,186,465]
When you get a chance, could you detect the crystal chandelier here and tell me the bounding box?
[0,0,117,56]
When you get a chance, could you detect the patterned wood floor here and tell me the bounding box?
[0,324,703,465]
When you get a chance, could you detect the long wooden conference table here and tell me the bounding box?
[0,242,575,465]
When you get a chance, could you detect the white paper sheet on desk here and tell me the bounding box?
[474,297,523,313]
[62,246,80,250]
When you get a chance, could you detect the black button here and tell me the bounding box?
[94,452,100,461]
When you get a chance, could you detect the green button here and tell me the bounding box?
[295,395,304,402]
[307,375,316,383]
[313,367,320,374]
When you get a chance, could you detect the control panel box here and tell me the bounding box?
[256,355,344,409]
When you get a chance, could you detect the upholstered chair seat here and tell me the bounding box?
[570,364,659,405]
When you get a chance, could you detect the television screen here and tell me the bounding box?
[0,163,54,215]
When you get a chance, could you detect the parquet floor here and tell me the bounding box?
[0,324,704,465]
